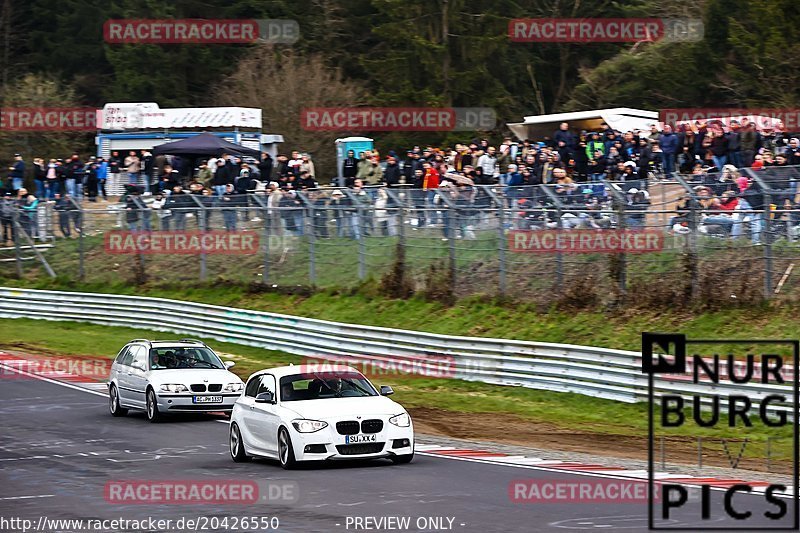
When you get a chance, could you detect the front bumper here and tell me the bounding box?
[290,421,414,461]
[156,393,241,413]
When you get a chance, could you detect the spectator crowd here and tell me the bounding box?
[3,117,800,245]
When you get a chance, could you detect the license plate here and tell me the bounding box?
[193,396,223,404]
[346,434,377,444]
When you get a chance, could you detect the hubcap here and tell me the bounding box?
[231,427,239,457]
[147,393,154,418]
[110,388,116,412]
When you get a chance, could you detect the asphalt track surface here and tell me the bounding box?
[0,375,793,532]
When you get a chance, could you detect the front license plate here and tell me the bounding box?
[193,396,223,404]
[346,434,377,444]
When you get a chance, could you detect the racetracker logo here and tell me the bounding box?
[660,108,800,132]
[643,333,799,530]
[509,18,703,43]
[0,355,111,381]
[300,107,496,132]
[104,231,259,255]
[509,229,664,254]
[299,355,457,379]
[104,480,299,504]
[104,19,299,44]
[0,108,97,131]
[509,479,657,503]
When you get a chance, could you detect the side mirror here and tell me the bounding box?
[255,391,275,404]
[224,361,236,369]
[131,363,145,371]
[379,385,394,396]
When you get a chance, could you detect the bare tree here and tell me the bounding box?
[213,45,367,182]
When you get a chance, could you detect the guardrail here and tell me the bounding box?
[0,287,792,414]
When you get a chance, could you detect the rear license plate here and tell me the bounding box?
[193,396,223,404]
[346,434,377,444]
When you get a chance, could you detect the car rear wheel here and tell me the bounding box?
[109,384,128,417]
[230,423,251,463]
[391,453,414,464]
[278,427,296,470]
[146,389,162,423]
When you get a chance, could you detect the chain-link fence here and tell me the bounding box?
[3,171,800,306]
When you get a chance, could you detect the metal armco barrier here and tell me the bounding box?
[0,287,792,414]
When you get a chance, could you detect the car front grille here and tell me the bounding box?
[335,443,385,455]
[336,421,360,435]
[361,419,383,434]
[190,384,206,392]
[208,384,222,392]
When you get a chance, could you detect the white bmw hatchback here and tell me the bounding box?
[108,339,244,422]
[229,365,414,468]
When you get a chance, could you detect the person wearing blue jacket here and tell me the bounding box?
[96,157,109,199]
[659,125,680,177]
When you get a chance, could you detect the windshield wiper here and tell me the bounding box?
[341,377,374,396]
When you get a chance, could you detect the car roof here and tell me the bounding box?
[248,364,363,381]
[126,339,208,348]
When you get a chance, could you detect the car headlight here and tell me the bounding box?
[389,413,411,427]
[159,384,188,393]
[291,419,328,433]
[223,382,243,392]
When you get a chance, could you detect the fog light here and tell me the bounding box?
[392,439,410,449]
[304,444,327,453]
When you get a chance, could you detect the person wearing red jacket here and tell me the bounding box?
[422,162,440,225]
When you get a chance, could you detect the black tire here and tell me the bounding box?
[146,388,162,423]
[391,453,414,464]
[109,384,128,417]
[278,427,297,470]
[229,423,251,463]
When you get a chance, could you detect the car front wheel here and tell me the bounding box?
[278,427,296,470]
[146,389,162,423]
[109,384,128,417]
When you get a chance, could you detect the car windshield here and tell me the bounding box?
[149,347,224,370]
[279,371,378,401]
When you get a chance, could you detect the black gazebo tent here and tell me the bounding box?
[152,132,261,158]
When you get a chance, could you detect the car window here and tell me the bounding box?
[114,346,129,364]
[119,346,135,367]
[244,376,262,398]
[257,374,276,397]
[130,345,147,370]
[148,346,224,370]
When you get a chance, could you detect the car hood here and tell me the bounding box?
[282,396,406,420]
[148,369,242,386]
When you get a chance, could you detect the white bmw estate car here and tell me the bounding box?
[229,365,414,468]
[108,339,244,422]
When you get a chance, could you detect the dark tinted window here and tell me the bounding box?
[245,376,261,398]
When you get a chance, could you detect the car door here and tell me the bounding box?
[239,376,268,454]
[115,346,136,405]
[126,345,149,408]
[250,374,280,454]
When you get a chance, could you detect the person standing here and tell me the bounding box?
[124,151,141,186]
[33,158,47,200]
[8,154,25,192]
